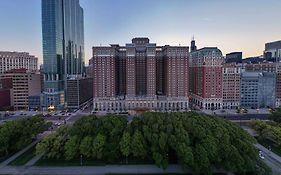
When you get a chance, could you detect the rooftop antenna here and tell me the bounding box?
[192,35,195,41]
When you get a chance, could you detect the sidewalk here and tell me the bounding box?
[24,153,44,167]
[0,164,232,175]
[0,139,40,168]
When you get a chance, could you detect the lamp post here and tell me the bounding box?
[80,154,83,166]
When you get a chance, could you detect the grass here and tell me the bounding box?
[258,138,281,157]
[8,145,36,166]
[0,150,18,163]
[35,156,154,166]
[35,158,106,166]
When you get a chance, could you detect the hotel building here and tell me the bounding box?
[92,38,189,112]
[189,47,224,110]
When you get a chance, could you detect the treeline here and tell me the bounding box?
[0,116,50,159]
[251,120,281,147]
[36,112,269,175]
[269,108,281,124]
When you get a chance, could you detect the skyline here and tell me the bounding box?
[0,0,281,65]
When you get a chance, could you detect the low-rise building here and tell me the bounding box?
[240,72,276,109]
[0,77,13,109]
[0,52,38,74]
[245,62,281,107]
[222,63,241,109]
[264,40,281,62]
[225,52,242,64]
[0,69,41,110]
[67,77,93,109]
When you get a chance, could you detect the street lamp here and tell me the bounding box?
[80,154,83,166]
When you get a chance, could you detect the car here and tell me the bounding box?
[54,122,61,126]
[259,151,265,160]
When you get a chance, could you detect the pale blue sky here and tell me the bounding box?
[0,0,280,64]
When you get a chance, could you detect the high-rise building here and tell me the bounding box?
[222,63,241,109]
[42,0,84,110]
[92,38,189,112]
[225,52,242,64]
[189,47,224,110]
[0,69,41,111]
[190,38,197,52]
[240,72,276,109]
[0,52,38,74]
[264,40,281,62]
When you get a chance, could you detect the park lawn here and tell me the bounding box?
[0,150,18,163]
[35,157,106,166]
[258,138,281,157]
[9,145,36,166]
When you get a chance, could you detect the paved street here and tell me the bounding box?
[0,111,40,125]
[255,144,281,175]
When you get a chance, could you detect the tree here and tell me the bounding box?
[64,136,79,160]
[120,132,131,164]
[36,112,267,174]
[92,133,106,159]
[79,136,93,158]
[0,116,49,159]
[131,130,147,159]
[269,108,281,123]
[36,134,57,158]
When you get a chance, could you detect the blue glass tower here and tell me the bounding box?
[42,0,84,110]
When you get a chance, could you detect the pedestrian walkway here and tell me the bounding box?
[0,164,232,175]
[24,153,44,167]
[0,139,40,168]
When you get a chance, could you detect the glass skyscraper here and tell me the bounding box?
[42,0,84,110]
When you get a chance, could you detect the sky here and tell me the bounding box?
[0,0,280,65]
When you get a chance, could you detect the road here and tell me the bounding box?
[243,126,281,174]
[255,144,281,175]
[0,111,41,125]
